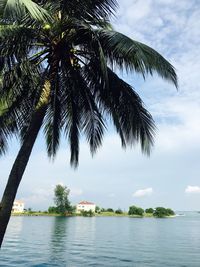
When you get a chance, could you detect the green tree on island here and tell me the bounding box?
[145,208,154,214]
[106,208,114,212]
[0,0,177,247]
[115,209,123,214]
[153,207,175,218]
[81,210,94,217]
[54,184,72,214]
[95,206,101,213]
[128,206,144,216]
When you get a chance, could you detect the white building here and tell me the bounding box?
[12,200,24,213]
[76,201,96,213]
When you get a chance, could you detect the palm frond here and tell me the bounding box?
[107,68,156,154]
[58,65,81,168]
[0,99,18,155]
[0,24,45,61]
[44,75,62,157]
[73,68,106,155]
[56,0,117,21]
[99,30,178,87]
[0,0,49,21]
[84,63,156,154]
[72,24,177,88]
[66,95,80,168]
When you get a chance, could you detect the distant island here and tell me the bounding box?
[12,205,175,219]
[12,185,175,218]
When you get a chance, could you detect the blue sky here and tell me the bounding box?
[1,0,200,211]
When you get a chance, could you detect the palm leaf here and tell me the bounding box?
[60,65,81,168]
[44,75,62,157]
[84,63,155,154]
[0,0,49,21]
[56,0,117,21]
[72,68,106,155]
[99,30,178,87]
[0,99,18,155]
[66,94,80,168]
[107,68,156,154]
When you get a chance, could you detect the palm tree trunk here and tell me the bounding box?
[0,107,46,248]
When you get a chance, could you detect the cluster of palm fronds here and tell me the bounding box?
[0,0,177,166]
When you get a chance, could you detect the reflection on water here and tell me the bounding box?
[3,216,24,254]
[72,217,97,264]
[49,216,97,265]
[50,217,68,261]
[73,216,96,244]
[8,216,23,237]
[2,215,200,266]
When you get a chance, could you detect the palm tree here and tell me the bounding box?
[0,0,177,247]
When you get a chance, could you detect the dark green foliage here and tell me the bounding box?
[115,209,123,214]
[128,205,144,216]
[0,0,50,21]
[153,207,175,218]
[54,184,72,214]
[48,206,58,214]
[99,30,178,87]
[106,208,114,212]
[81,210,94,217]
[71,205,77,213]
[145,208,154,214]
[95,206,100,213]
[166,208,175,216]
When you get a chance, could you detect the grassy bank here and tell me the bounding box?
[96,212,128,217]
[97,212,155,217]
[12,212,64,216]
[12,211,174,218]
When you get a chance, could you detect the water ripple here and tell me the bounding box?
[1,214,200,266]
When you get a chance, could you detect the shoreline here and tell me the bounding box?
[11,212,176,218]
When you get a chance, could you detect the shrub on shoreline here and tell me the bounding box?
[153,207,175,218]
[128,206,144,216]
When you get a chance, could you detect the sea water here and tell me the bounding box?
[1,213,200,266]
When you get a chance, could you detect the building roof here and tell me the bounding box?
[78,201,95,205]
[14,200,24,204]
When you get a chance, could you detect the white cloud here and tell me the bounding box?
[185,186,200,194]
[133,188,153,197]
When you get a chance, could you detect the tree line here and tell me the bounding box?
[128,205,175,218]
[47,185,124,216]
[46,185,175,218]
